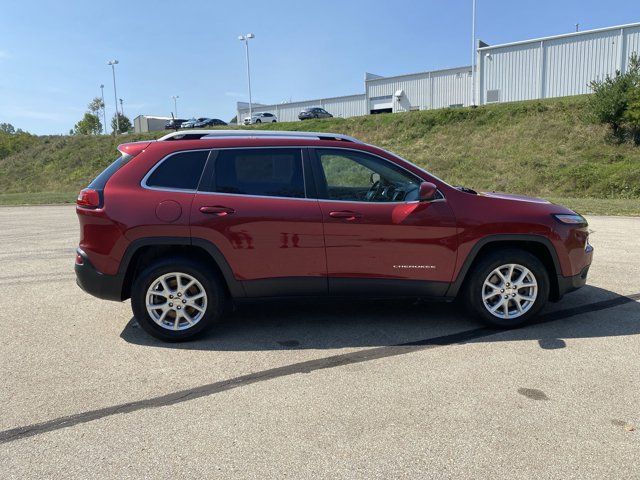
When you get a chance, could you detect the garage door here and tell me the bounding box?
[369,95,393,112]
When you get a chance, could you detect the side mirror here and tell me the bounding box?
[419,182,438,201]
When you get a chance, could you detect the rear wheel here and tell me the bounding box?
[131,257,226,342]
[464,249,549,328]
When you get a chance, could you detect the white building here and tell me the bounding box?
[478,22,640,105]
[234,21,639,123]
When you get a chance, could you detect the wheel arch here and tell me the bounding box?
[446,235,561,301]
[119,237,244,300]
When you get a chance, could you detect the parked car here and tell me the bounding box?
[164,118,187,130]
[298,107,333,120]
[243,112,277,125]
[181,118,207,129]
[194,118,228,128]
[75,130,592,341]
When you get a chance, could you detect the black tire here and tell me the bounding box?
[463,248,549,328]
[131,257,227,342]
[255,119,261,123]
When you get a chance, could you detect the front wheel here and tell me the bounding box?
[131,257,227,342]
[255,119,261,124]
[464,249,549,328]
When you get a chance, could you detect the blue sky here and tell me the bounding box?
[1,0,638,134]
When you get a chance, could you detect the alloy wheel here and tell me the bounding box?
[145,272,207,331]
[481,263,538,319]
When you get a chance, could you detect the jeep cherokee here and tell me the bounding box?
[75,130,593,341]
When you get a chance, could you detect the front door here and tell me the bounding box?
[191,147,327,297]
[311,148,458,296]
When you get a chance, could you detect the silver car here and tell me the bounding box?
[243,112,278,125]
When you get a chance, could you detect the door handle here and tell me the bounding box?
[199,206,236,216]
[329,210,362,220]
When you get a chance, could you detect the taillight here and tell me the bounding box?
[76,188,101,208]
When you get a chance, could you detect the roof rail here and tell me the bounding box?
[157,129,363,143]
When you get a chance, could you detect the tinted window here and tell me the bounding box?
[316,149,420,202]
[88,155,128,190]
[146,150,209,190]
[263,113,273,117]
[211,148,304,198]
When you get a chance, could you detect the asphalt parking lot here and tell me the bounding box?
[0,205,638,478]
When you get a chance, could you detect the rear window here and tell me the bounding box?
[145,150,209,191]
[88,155,130,190]
[209,148,305,198]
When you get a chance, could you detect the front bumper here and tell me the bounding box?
[75,249,125,301]
[556,264,590,300]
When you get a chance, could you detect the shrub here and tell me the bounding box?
[589,54,640,141]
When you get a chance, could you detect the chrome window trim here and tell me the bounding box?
[140,145,447,205]
[140,148,212,193]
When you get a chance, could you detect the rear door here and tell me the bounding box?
[311,148,458,296]
[191,147,327,297]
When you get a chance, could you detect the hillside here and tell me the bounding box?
[1,96,639,214]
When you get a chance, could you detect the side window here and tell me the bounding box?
[316,149,420,202]
[211,148,305,198]
[145,150,209,190]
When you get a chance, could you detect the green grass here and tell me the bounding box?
[0,191,78,206]
[1,96,639,214]
[548,197,640,217]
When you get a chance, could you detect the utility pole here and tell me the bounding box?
[100,84,107,134]
[238,33,255,120]
[171,95,179,118]
[107,60,120,134]
[471,0,477,106]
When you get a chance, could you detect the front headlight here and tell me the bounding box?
[553,214,587,226]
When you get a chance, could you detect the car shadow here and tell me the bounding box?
[119,285,640,351]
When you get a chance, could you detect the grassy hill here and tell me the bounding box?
[1,96,639,214]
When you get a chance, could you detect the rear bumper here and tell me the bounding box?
[75,249,125,301]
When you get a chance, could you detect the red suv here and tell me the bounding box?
[75,130,593,341]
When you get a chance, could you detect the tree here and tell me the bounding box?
[88,97,105,115]
[73,113,102,135]
[589,53,640,137]
[0,123,16,134]
[111,113,132,134]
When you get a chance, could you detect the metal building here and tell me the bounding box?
[365,66,473,113]
[478,22,640,105]
[234,21,640,123]
[134,115,171,133]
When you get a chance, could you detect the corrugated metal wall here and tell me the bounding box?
[237,94,366,123]
[479,23,640,104]
[365,67,472,112]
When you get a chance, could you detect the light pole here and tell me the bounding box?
[471,0,477,106]
[107,60,120,134]
[238,33,255,121]
[100,84,107,134]
[171,95,179,118]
